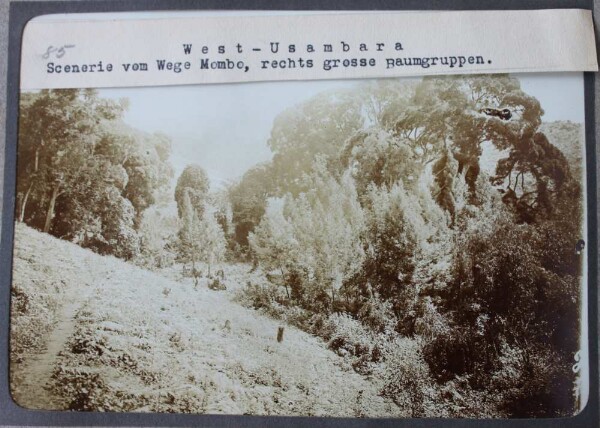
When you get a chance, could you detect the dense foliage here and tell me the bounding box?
[244,75,583,417]
[17,89,173,259]
[17,77,584,417]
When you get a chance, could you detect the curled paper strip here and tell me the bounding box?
[20,9,598,90]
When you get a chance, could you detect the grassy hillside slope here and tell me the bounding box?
[9,223,399,416]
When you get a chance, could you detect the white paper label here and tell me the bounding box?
[20,9,598,89]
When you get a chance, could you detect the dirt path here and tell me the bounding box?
[10,255,99,410]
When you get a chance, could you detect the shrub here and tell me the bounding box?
[53,366,144,412]
[413,297,450,341]
[239,281,280,311]
[208,278,227,291]
[306,313,335,339]
[327,313,374,358]
[283,305,312,330]
[380,337,437,417]
[497,345,577,417]
[357,296,396,333]
[10,286,30,314]
[235,281,289,320]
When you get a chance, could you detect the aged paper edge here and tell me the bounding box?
[19,9,598,90]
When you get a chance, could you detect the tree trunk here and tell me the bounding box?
[331,288,336,313]
[20,148,40,223]
[43,184,60,233]
[281,268,290,299]
[192,257,198,286]
[19,183,33,222]
[34,147,39,171]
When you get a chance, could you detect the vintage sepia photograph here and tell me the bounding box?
[9,73,587,418]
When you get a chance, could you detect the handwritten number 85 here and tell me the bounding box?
[42,45,75,59]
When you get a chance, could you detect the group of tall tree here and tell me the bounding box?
[175,165,227,282]
[241,75,582,417]
[17,89,173,259]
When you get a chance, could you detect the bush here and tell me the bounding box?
[357,296,395,333]
[380,337,437,417]
[10,286,30,314]
[282,306,312,330]
[413,297,450,341]
[53,366,144,412]
[239,281,278,310]
[327,313,374,359]
[497,344,577,417]
[423,329,471,383]
[208,278,227,291]
[306,313,335,339]
[235,281,288,319]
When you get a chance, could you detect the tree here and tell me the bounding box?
[177,191,227,284]
[51,158,139,259]
[94,127,174,221]
[17,89,173,260]
[209,188,234,251]
[340,128,423,197]
[431,144,459,221]
[229,163,275,250]
[268,89,364,195]
[119,131,174,228]
[175,165,210,219]
[410,75,569,221]
[17,89,126,233]
[492,131,571,223]
[433,213,579,415]
[94,187,140,259]
[197,205,227,277]
[249,161,366,311]
[138,209,177,269]
[248,201,299,298]
[49,127,172,255]
[241,75,583,417]
[361,79,419,130]
[283,165,366,312]
[177,190,204,285]
[358,181,442,327]
[421,162,581,416]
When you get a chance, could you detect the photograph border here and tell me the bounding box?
[1,1,597,427]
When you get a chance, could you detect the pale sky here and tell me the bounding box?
[99,72,585,187]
